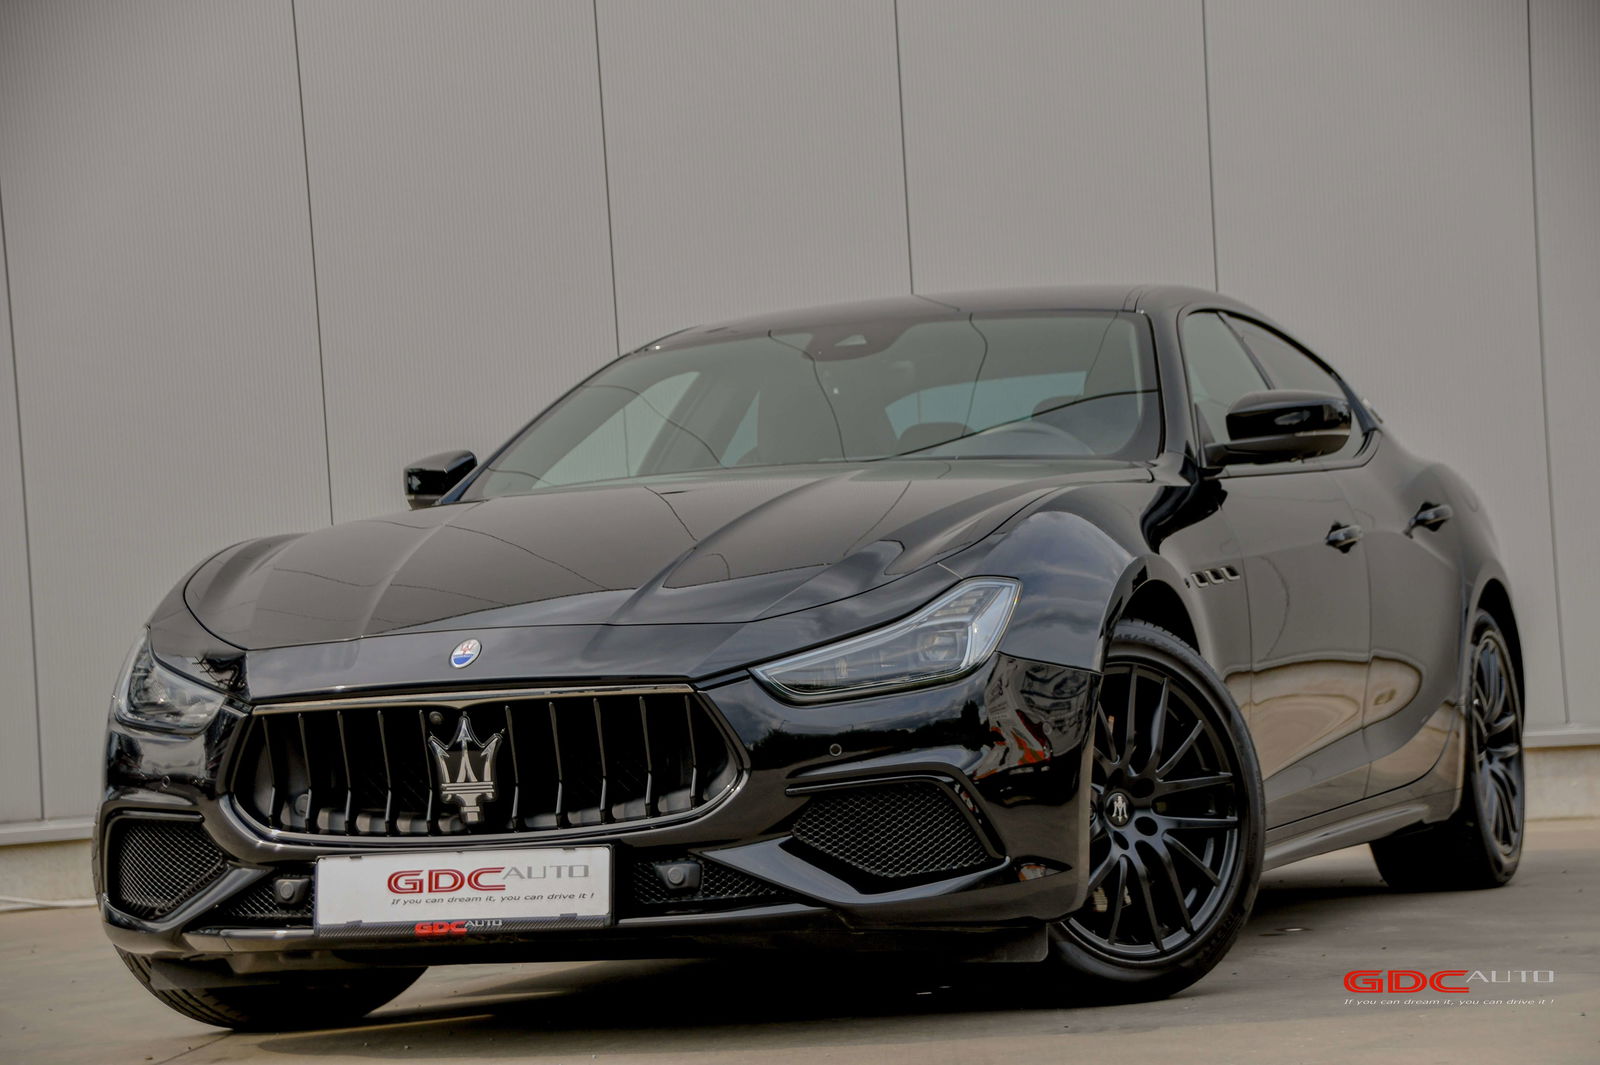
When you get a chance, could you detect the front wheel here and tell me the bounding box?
[1045,620,1266,1001]
[117,949,424,1031]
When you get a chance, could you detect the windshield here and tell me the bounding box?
[467,311,1160,498]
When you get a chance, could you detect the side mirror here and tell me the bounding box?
[404,450,476,509]
[1205,390,1351,467]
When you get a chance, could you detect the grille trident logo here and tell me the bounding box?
[427,713,504,824]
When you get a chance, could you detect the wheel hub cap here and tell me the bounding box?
[1104,790,1133,828]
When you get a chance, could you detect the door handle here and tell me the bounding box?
[1325,522,1363,552]
[1407,501,1453,536]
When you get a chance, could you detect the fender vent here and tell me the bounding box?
[1191,565,1240,588]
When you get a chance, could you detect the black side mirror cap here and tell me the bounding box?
[1205,390,1352,467]
[404,450,476,509]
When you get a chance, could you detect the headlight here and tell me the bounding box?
[752,578,1020,702]
[110,634,228,734]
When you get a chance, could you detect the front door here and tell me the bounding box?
[1180,311,1373,826]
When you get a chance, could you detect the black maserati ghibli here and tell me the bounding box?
[98,285,1525,1028]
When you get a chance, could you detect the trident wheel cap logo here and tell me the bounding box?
[450,638,482,668]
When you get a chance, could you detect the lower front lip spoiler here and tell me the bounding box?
[174,900,824,955]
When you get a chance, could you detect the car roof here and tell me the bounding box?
[648,284,1263,350]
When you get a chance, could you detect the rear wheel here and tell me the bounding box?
[1045,620,1265,1001]
[117,949,424,1031]
[1370,609,1524,891]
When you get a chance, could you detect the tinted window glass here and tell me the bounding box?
[468,312,1160,497]
[1229,317,1341,394]
[1227,317,1363,460]
[1180,312,1267,445]
[533,372,700,488]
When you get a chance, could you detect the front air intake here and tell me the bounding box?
[231,687,741,840]
[215,875,315,926]
[625,853,790,913]
[107,819,228,919]
[789,781,997,884]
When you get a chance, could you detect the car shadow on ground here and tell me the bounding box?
[247,855,1404,1060]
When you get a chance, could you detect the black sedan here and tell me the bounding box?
[98,285,1525,1028]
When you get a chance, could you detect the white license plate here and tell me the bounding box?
[314,846,611,934]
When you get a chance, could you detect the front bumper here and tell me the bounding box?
[98,653,1098,973]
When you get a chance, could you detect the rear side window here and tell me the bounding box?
[1180,312,1267,446]
[1226,316,1364,460]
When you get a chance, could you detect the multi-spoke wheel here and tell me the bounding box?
[1371,609,1524,890]
[1045,620,1264,1001]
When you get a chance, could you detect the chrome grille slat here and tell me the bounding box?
[376,708,395,833]
[502,703,521,833]
[233,687,738,841]
[639,695,656,818]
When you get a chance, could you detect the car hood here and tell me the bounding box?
[183,461,1146,650]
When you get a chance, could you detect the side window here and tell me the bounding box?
[1227,316,1364,460]
[1180,312,1267,445]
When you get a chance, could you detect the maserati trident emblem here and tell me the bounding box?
[427,713,504,824]
[1105,791,1132,828]
[449,638,482,668]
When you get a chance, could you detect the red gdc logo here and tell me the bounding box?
[386,867,506,894]
[415,920,469,937]
[1343,970,1471,993]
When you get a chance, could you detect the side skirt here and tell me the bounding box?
[1262,715,1463,872]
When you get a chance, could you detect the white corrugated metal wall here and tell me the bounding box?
[0,0,1596,840]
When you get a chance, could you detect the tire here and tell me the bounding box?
[1044,620,1265,1002]
[116,949,424,1031]
[1370,609,1524,891]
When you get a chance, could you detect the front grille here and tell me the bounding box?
[231,688,740,839]
[626,854,789,911]
[216,876,314,925]
[789,782,995,883]
[108,819,228,919]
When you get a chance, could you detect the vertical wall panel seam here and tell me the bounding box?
[891,0,915,293]
[1200,0,1220,292]
[290,0,335,525]
[592,0,622,356]
[0,177,45,820]
[1524,0,1570,724]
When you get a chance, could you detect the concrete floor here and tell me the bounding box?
[2,821,1595,1065]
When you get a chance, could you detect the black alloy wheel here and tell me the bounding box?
[1371,609,1525,890]
[1046,620,1264,1001]
[1468,625,1525,859]
[1069,663,1243,958]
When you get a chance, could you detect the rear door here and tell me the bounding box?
[1181,311,1372,827]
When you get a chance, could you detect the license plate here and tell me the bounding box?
[314,845,611,934]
